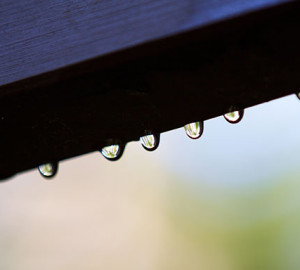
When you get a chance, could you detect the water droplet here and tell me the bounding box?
[184,122,203,139]
[224,109,244,124]
[38,163,58,178]
[296,92,300,100]
[140,134,160,151]
[101,144,124,161]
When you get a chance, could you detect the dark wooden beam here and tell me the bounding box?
[0,0,299,179]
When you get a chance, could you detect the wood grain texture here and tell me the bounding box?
[0,0,291,86]
[0,0,299,179]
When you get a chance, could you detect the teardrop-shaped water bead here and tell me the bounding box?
[38,162,58,179]
[140,134,160,151]
[101,144,123,161]
[296,92,300,100]
[184,121,203,139]
[224,109,244,124]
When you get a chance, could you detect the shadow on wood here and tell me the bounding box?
[0,0,299,179]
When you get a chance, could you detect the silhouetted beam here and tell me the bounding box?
[0,0,299,179]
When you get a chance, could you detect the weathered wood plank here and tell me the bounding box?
[0,0,291,86]
[0,0,299,179]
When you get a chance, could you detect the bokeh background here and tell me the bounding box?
[1,94,300,270]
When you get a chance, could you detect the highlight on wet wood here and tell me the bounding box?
[0,0,300,179]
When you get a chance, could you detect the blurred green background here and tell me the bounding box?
[1,95,300,270]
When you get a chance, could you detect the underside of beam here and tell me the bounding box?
[0,0,299,179]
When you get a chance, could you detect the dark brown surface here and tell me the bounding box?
[0,0,299,179]
[1,0,291,86]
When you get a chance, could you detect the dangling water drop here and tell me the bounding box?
[296,92,300,100]
[184,121,203,139]
[224,109,244,124]
[38,162,58,179]
[101,144,123,161]
[140,133,160,151]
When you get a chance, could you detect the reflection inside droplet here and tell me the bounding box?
[101,144,122,160]
[140,134,160,151]
[38,163,58,178]
[184,122,203,139]
[224,109,244,123]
